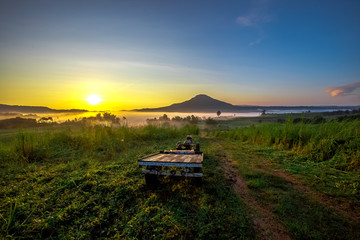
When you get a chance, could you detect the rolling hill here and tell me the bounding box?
[0,104,88,113]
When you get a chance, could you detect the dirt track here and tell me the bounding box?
[249,153,360,224]
[215,142,360,239]
[218,150,291,240]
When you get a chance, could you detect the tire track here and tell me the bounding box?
[250,153,360,224]
[215,146,291,240]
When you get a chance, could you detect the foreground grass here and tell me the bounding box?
[216,139,360,240]
[212,119,360,204]
[2,119,359,239]
[214,119,360,180]
[0,125,254,239]
[210,118,360,239]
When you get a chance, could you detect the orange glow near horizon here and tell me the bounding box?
[0,75,356,110]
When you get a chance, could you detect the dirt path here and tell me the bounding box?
[214,139,360,239]
[250,153,360,224]
[216,148,292,240]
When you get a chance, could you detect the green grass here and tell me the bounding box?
[244,145,360,203]
[0,125,254,239]
[1,117,359,239]
[216,139,360,240]
[212,118,360,203]
[213,119,360,170]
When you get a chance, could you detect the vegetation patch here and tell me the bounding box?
[218,139,360,240]
[214,118,360,170]
[0,125,254,239]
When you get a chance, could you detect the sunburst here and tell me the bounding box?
[86,94,102,105]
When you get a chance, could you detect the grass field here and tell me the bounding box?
[0,125,254,239]
[1,115,359,239]
[214,139,359,239]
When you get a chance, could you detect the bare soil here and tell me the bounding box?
[217,149,291,240]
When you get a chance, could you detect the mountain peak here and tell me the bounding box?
[133,94,236,112]
[193,94,210,98]
[191,94,213,100]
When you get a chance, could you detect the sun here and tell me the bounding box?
[86,94,102,105]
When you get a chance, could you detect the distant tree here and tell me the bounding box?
[38,117,53,124]
[103,112,112,120]
[172,116,182,121]
[190,115,199,124]
[261,109,266,115]
[103,112,118,122]
[159,114,170,121]
[217,110,221,117]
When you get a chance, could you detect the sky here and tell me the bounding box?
[0,0,360,110]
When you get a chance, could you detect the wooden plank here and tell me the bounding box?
[164,150,195,154]
[142,169,203,177]
[139,154,203,163]
[138,152,160,161]
[138,152,203,166]
[138,161,202,168]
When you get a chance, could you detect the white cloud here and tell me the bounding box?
[324,82,360,97]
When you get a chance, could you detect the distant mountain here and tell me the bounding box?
[0,104,88,113]
[133,94,237,112]
[132,94,360,113]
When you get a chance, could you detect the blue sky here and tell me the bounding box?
[0,0,359,109]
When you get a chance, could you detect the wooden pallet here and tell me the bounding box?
[138,150,204,179]
[142,169,203,177]
[138,150,203,168]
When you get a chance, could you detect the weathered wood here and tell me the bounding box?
[142,169,203,177]
[162,150,198,154]
[138,149,204,180]
[139,152,203,164]
[138,161,202,168]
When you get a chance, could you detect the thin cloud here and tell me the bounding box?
[236,0,273,27]
[236,14,272,27]
[236,1,273,46]
[324,82,360,97]
[236,16,256,27]
[249,36,266,46]
[236,13,272,28]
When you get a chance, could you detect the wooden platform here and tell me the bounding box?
[138,150,203,168]
[142,169,203,177]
